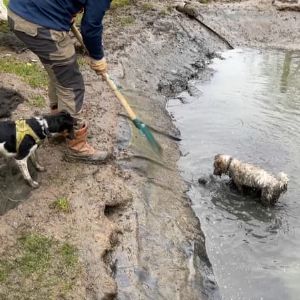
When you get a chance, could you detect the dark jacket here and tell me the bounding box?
[9,0,111,59]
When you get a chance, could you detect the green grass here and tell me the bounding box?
[60,243,78,267]
[0,233,81,299]
[3,0,9,7]
[17,234,52,274]
[0,58,47,88]
[49,197,71,213]
[111,0,132,9]
[118,16,135,26]
[0,22,9,33]
[29,95,46,108]
[167,5,173,12]
[141,3,155,11]
[0,260,12,283]
[77,55,87,67]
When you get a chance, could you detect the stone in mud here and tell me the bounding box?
[176,3,201,19]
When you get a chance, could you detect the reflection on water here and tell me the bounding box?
[167,49,300,300]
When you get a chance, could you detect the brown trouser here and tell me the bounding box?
[8,9,85,125]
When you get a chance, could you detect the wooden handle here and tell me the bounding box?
[71,24,88,53]
[71,24,137,121]
[104,74,137,120]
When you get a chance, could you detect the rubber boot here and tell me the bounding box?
[64,123,109,164]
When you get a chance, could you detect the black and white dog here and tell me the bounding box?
[0,111,75,188]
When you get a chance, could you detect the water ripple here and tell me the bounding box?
[169,48,300,300]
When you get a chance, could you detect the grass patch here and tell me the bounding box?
[77,55,87,67]
[49,197,71,213]
[29,94,46,108]
[0,260,11,283]
[118,16,135,26]
[60,243,78,267]
[17,234,52,274]
[0,22,9,33]
[141,3,155,11]
[111,0,132,9]
[3,0,9,7]
[0,57,47,88]
[0,233,81,299]
[167,5,173,12]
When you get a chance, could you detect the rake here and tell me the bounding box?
[71,24,162,155]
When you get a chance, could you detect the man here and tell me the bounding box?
[7,0,111,163]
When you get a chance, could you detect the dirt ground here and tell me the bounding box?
[0,0,299,299]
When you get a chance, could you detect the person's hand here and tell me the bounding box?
[90,57,108,77]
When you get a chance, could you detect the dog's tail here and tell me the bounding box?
[277,172,289,190]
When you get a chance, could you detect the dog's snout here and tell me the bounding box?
[213,167,221,176]
[213,169,220,176]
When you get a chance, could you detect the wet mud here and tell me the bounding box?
[0,87,24,118]
[0,0,298,299]
[107,7,228,298]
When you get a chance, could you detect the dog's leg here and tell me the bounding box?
[30,149,45,172]
[261,188,271,206]
[232,177,243,194]
[15,157,39,188]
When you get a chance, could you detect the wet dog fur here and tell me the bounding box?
[213,154,288,205]
[0,111,75,188]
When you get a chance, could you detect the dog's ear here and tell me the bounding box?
[72,117,78,127]
[60,110,71,117]
[214,154,221,160]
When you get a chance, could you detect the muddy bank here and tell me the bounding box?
[184,0,300,50]
[0,2,225,299]
[104,1,300,298]
[103,3,235,298]
[0,0,259,298]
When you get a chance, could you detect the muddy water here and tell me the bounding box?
[167,49,300,300]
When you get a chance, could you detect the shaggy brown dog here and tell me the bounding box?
[213,154,288,206]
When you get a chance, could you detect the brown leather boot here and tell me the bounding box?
[65,123,109,164]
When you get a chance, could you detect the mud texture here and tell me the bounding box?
[191,0,300,50]
[0,87,24,118]
[105,4,228,298]
[0,2,222,297]
[0,0,298,299]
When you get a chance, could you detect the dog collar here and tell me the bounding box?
[15,119,42,151]
[227,157,233,172]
